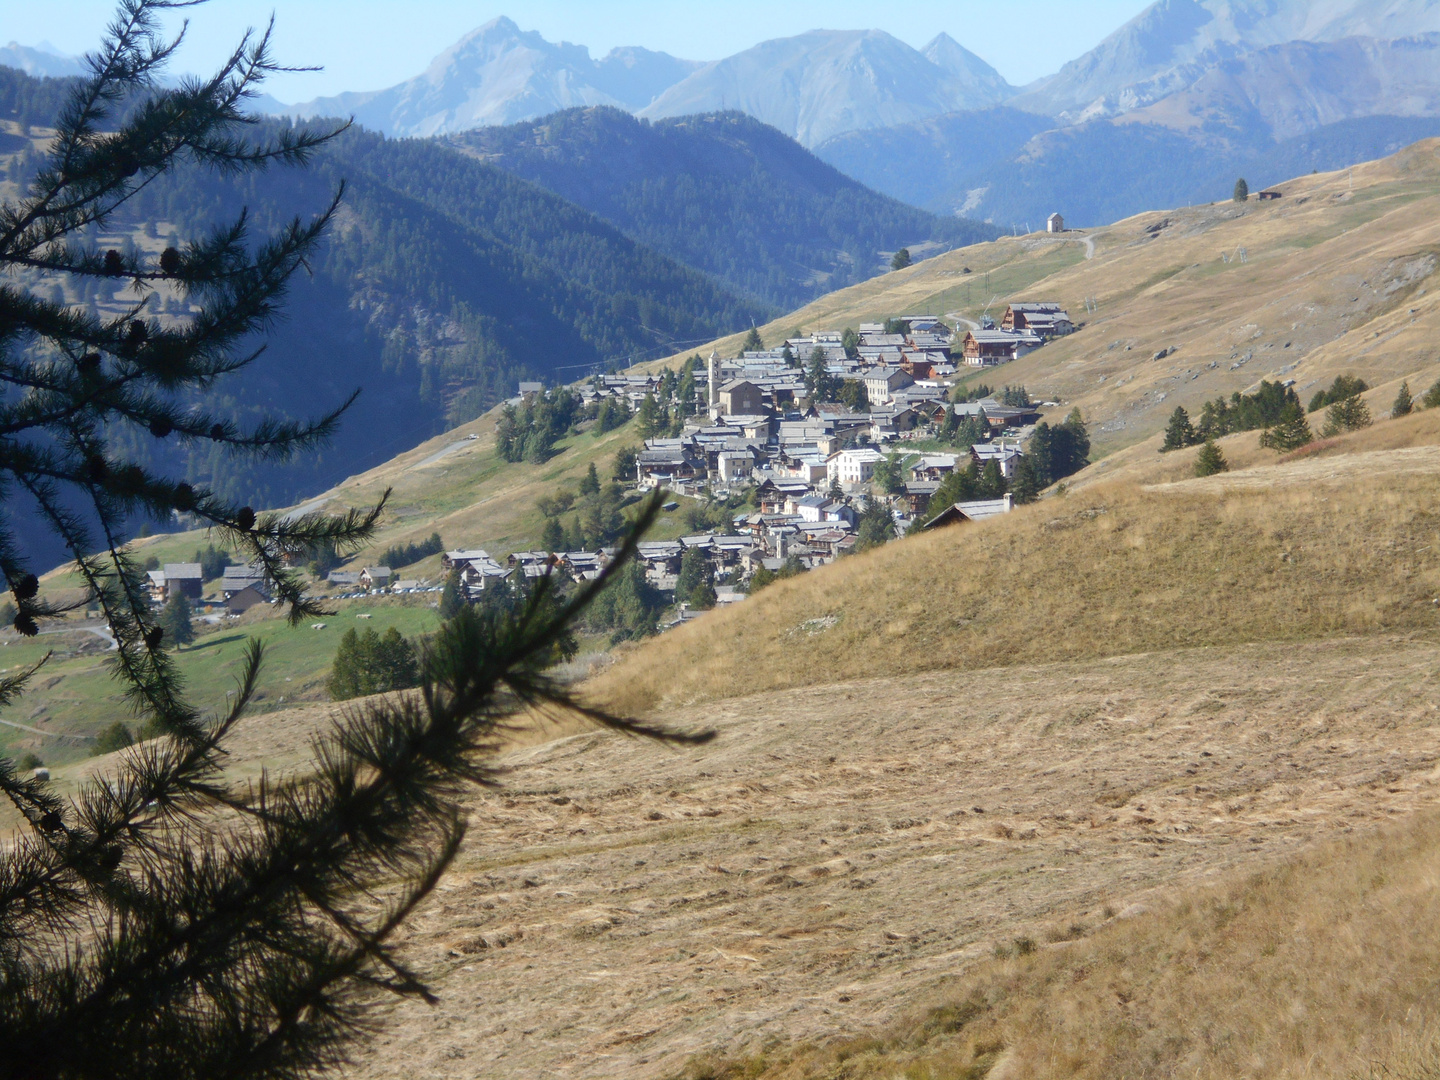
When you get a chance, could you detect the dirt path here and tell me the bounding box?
[354,635,1440,1080]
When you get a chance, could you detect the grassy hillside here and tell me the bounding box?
[0,600,440,768]
[7,408,685,765]
[686,809,1440,1080]
[645,138,1440,460]
[587,405,1440,717]
[453,107,999,309]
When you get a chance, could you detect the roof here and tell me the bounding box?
[163,563,202,579]
[445,549,491,562]
[828,447,885,463]
[1007,302,1065,314]
[966,329,1041,344]
[972,444,1022,461]
[719,379,759,393]
[921,497,1014,530]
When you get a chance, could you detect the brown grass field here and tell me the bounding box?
[587,409,1440,719]
[328,635,1440,1080]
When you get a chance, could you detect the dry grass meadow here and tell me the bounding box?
[588,412,1440,718]
[341,634,1440,1080]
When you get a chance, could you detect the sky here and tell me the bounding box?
[9,1,1153,103]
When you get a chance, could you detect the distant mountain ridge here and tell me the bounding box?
[0,41,85,79]
[453,106,1000,308]
[1013,0,1440,122]
[639,29,1013,147]
[288,17,700,137]
[279,20,1014,147]
[821,0,1440,228]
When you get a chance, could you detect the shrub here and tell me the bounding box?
[94,722,135,756]
[1423,379,1440,409]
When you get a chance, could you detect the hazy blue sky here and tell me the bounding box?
[12,1,1153,102]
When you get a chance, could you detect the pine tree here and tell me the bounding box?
[781,342,796,367]
[579,462,600,496]
[1161,406,1198,452]
[674,548,710,607]
[739,326,763,354]
[1010,455,1045,503]
[1194,438,1229,477]
[612,445,639,482]
[1322,393,1372,436]
[1393,381,1415,418]
[1259,402,1314,451]
[890,248,912,271]
[541,515,565,552]
[978,460,1008,498]
[872,453,905,495]
[0,20,695,1073]
[805,347,833,402]
[1423,379,1440,410]
[854,500,896,551]
[158,590,195,648]
[439,569,466,618]
[1234,178,1250,202]
[637,391,661,436]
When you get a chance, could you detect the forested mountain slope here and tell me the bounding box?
[454,107,999,308]
[0,67,763,524]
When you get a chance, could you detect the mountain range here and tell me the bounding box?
[636,30,1012,148]
[288,19,1013,149]
[267,1,1440,229]
[289,18,701,137]
[452,106,997,309]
